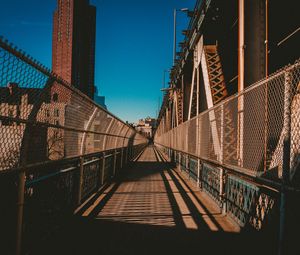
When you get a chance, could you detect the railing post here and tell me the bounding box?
[120,148,124,169]
[128,146,131,161]
[77,157,84,205]
[219,168,226,214]
[179,152,182,171]
[16,170,26,255]
[220,104,226,214]
[101,152,106,185]
[278,67,292,255]
[125,146,128,165]
[187,155,190,179]
[98,153,102,188]
[113,149,117,177]
[197,158,201,189]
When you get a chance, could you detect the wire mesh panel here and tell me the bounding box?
[187,117,197,155]
[289,62,300,181]
[0,38,148,171]
[222,97,238,167]
[198,113,209,159]
[155,60,300,179]
[0,38,148,254]
[82,157,101,200]
[242,81,266,171]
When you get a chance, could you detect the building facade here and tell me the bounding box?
[52,0,96,99]
[135,117,156,138]
[0,83,66,170]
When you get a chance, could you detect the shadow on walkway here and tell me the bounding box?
[33,146,276,255]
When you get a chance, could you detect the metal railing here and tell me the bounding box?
[158,145,279,227]
[155,60,300,253]
[0,37,148,254]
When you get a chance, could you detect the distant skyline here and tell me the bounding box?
[0,0,194,123]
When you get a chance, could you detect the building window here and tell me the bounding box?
[8,109,14,118]
[52,93,58,102]
[2,109,14,126]
[54,109,59,117]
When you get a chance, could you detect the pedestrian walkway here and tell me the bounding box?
[79,146,238,232]
[35,146,272,255]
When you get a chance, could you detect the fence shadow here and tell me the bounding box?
[31,147,277,255]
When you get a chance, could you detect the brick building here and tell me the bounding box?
[52,0,96,99]
[0,83,66,170]
[135,117,156,138]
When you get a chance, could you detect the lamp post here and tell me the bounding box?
[173,8,189,66]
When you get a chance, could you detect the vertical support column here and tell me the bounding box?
[113,149,117,177]
[265,0,269,77]
[197,158,201,189]
[263,1,269,172]
[196,87,200,185]
[101,152,106,185]
[238,0,245,168]
[179,152,182,171]
[238,0,245,87]
[220,104,226,213]
[188,68,196,120]
[196,67,200,115]
[16,170,26,255]
[278,69,292,255]
[120,147,124,169]
[98,153,102,188]
[125,146,128,165]
[78,157,84,205]
[186,155,190,178]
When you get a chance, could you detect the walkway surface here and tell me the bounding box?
[36,146,271,255]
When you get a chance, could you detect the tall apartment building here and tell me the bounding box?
[52,0,96,99]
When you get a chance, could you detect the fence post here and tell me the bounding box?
[113,149,117,177]
[128,146,132,161]
[16,170,26,255]
[197,158,201,189]
[187,155,190,179]
[101,152,106,185]
[220,104,226,214]
[179,152,182,171]
[120,148,124,169]
[125,147,128,165]
[77,157,84,205]
[278,67,292,255]
[98,153,102,188]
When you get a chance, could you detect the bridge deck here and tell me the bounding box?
[37,146,270,255]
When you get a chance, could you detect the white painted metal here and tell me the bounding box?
[80,107,98,155]
[102,117,114,151]
[188,68,196,120]
[174,90,179,127]
[238,0,245,166]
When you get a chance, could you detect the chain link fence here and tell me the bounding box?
[155,60,300,181]
[0,37,148,254]
[0,37,147,171]
[155,60,300,253]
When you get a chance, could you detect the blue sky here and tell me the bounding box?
[0,0,194,123]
